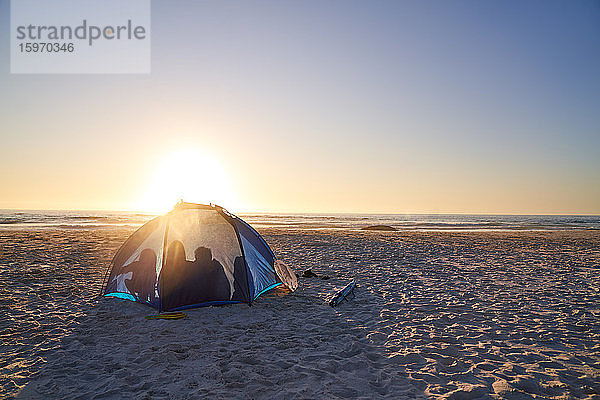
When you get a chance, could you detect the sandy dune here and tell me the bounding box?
[1,228,599,399]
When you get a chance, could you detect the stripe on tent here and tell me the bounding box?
[253,282,283,300]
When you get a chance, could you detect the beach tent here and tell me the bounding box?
[102,202,297,311]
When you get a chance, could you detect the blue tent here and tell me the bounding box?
[102,202,296,311]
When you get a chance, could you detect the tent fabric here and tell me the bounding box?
[102,202,290,311]
[234,219,278,300]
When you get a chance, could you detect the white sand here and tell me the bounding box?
[1,228,599,399]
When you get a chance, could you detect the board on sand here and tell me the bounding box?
[328,280,356,307]
[145,312,186,320]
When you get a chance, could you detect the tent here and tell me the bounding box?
[102,202,297,311]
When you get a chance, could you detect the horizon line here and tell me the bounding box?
[1,206,599,217]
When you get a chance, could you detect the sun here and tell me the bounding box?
[137,149,238,213]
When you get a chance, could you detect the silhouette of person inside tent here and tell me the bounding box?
[122,248,157,303]
[188,246,230,301]
[159,241,231,309]
[231,256,251,301]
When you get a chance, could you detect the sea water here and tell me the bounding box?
[0,210,598,231]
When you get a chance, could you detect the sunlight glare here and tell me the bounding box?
[138,149,238,213]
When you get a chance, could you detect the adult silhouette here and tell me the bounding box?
[189,246,230,301]
[122,248,157,303]
[159,240,188,310]
[232,256,251,302]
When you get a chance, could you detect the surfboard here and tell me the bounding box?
[328,279,356,307]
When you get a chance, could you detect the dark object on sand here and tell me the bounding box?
[362,225,396,231]
[102,201,297,312]
[302,269,318,278]
[329,280,356,307]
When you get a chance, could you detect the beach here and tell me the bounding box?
[1,226,599,399]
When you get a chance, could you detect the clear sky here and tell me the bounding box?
[0,0,599,214]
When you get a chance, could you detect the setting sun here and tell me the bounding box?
[137,149,239,213]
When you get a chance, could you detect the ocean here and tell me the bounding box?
[0,209,598,231]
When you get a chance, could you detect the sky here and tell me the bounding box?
[0,0,599,214]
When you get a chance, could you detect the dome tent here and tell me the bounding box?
[102,202,297,311]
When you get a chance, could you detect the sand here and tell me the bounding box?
[1,227,599,399]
